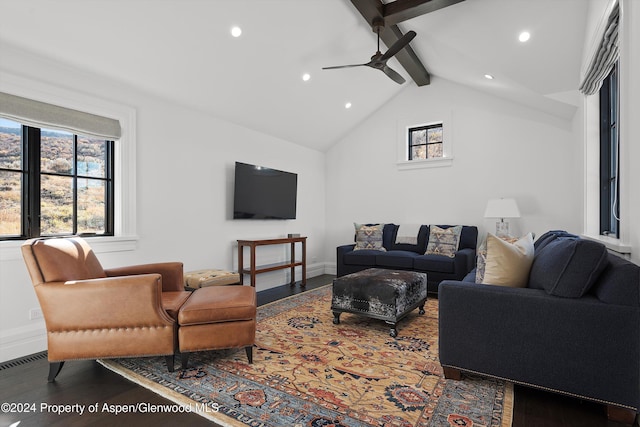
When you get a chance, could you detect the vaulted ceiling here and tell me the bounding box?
[0,0,588,152]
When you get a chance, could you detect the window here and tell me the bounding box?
[397,115,452,171]
[0,118,114,240]
[408,122,443,160]
[599,62,619,238]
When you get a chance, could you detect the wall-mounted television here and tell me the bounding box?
[233,162,298,219]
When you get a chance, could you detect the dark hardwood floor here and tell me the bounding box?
[0,274,634,426]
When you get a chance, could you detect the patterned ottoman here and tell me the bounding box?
[331,268,427,337]
[184,269,240,290]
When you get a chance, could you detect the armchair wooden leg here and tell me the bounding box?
[181,352,190,370]
[245,346,253,364]
[606,404,636,425]
[47,361,65,382]
[443,366,462,380]
[165,355,175,372]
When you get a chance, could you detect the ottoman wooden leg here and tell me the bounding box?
[387,322,398,338]
[419,300,426,315]
[245,346,253,364]
[332,311,341,324]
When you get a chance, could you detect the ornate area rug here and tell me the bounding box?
[99,285,513,427]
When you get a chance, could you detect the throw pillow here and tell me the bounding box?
[528,237,608,298]
[353,223,386,251]
[475,234,521,283]
[425,225,462,258]
[482,233,534,287]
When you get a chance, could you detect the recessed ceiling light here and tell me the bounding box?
[345,102,352,109]
[484,74,494,80]
[231,26,242,37]
[302,73,311,82]
[519,31,530,42]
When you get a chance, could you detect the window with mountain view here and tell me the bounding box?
[0,118,114,240]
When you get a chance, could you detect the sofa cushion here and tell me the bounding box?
[529,237,609,298]
[353,223,386,251]
[591,254,640,307]
[375,251,418,269]
[343,250,379,266]
[388,224,430,253]
[482,233,534,288]
[533,230,578,252]
[425,225,462,258]
[414,254,455,274]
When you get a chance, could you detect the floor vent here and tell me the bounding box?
[0,351,48,370]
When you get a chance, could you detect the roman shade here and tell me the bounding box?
[0,91,121,139]
[579,2,619,95]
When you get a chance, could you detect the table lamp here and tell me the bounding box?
[484,198,520,237]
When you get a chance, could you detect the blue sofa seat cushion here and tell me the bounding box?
[592,254,640,307]
[414,254,455,274]
[529,237,609,298]
[343,250,379,266]
[375,251,419,269]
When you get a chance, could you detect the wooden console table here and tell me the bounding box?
[237,237,307,287]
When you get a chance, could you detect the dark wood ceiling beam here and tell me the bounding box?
[350,0,432,86]
[383,0,465,25]
[382,25,430,86]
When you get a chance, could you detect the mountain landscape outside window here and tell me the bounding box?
[0,118,114,239]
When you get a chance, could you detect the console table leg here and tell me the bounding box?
[301,239,307,287]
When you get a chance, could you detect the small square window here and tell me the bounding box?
[408,123,443,160]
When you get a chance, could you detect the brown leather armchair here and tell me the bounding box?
[21,237,191,381]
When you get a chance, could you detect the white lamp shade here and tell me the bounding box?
[484,198,521,219]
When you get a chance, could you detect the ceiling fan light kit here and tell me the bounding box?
[322,17,416,85]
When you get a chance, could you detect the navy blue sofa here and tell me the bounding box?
[336,224,478,294]
[438,230,640,424]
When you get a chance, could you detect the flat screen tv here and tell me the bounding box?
[233,162,297,219]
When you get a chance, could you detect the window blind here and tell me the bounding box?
[579,3,619,96]
[0,91,121,139]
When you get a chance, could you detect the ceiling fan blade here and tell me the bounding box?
[382,65,406,84]
[322,64,367,70]
[379,30,416,61]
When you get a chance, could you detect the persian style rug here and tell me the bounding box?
[99,285,513,427]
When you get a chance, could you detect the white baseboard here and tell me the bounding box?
[286,262,331,283]
[0,322,47,363]
[324,262,337,276]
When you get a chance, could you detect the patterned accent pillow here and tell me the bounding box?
[425,225,462,258]
[353,223,386,251]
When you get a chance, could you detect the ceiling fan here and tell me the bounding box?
[322,18,416,84]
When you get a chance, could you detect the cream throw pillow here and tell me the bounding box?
[482,232,534,287]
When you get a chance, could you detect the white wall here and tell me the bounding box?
[0,44,326,362]
[324,77,582,269]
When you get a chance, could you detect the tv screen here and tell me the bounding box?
[233,162,297,219]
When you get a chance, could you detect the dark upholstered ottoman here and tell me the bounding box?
[331,268,427,337]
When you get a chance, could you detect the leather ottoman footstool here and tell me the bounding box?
[331,268,427,337]
[178,285,256,369]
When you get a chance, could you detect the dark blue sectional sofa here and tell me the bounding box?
[438,230,640,424]
[336,224,478,294]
